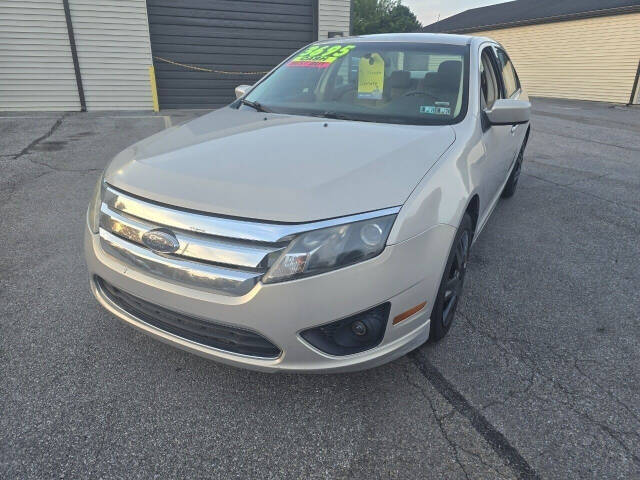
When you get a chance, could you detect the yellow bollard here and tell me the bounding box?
[148,65,159,112]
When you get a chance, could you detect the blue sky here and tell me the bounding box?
[402,0,510,26]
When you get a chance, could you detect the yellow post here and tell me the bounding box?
[148,65,159,112]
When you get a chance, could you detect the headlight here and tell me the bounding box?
[87,173,105,234]
[263,214,396,283]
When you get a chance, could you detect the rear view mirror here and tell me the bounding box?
[484,99,530,125]
[235,84,252,99]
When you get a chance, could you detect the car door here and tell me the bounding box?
[493,46,527,174]
[479,45,511,204]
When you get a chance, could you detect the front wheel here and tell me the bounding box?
[428,213,473,342]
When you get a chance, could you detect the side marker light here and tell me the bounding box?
[393,302,427,325]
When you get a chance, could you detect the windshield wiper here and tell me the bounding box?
[315,111,349,120]
[309,111,375,122]
[240,98,270,113]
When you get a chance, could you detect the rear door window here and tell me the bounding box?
[494,47,520,98]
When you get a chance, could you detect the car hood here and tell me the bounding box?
[105,108,455,223]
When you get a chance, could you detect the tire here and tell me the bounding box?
[428,213,473,342]
[501,133,528,198]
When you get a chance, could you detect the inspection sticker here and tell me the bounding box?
[420,105,451,115]
[288,44,356,68]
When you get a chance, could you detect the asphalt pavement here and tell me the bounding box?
[1,98,639,479]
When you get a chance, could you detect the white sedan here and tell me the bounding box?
[85,33,530,372]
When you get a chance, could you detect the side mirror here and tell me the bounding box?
[235,84,252,99]
[483,99,530,125]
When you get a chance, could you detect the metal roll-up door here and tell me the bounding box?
[146,0,317,109]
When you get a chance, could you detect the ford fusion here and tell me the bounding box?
[85,34,530,372]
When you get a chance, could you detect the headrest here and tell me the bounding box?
[438,60,462,83]
[389,70,411,89]
[422,71,438,88]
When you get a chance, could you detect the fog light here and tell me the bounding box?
[300,303,390,356]
[351,320,367,336]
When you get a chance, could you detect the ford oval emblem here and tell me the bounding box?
[141,228,180,254]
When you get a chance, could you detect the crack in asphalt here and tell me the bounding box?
[460,310,640,467]
[0,169,53,204]
[531,110,640,134]
[572,358,640,426]
[526,158,611,186]
[480,368,536,412]
[409,371,517,480]
[529,388,640,466]
[403,367,472,480]
[1,115,102,203]
[532,127,640,152]
[8,113,101,174]
[27,157,102,173]
[408,350,541,480]
[12,114,66,160]
[522,172,640,214]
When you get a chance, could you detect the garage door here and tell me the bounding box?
[146,0,317,109]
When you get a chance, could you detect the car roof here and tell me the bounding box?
[318,33,478,47]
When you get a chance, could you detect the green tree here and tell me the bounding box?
[352,0,422,35]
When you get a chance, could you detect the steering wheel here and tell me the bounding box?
[403,91,439,102]
[337,87,357,102]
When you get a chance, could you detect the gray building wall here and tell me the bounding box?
[0,0,351,111]
[318,0,351,39]
[69,0,154,110]
[1,0,80,111]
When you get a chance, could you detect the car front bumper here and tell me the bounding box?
[85,221,455,373]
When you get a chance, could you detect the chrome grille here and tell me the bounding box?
[99,185,288,296]
[98,185,400,296]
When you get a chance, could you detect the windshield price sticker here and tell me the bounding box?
[357,53,385,100]
[288,45,356,68]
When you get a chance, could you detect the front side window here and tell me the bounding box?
[241,42,469,125]
[480,48,501,109]
[494,47,520,98]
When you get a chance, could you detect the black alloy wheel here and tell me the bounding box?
[442,230,470,327]
[428,213,473,342]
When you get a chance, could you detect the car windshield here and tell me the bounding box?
[241,41,469,125]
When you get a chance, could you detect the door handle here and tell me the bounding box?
[511,124,518,134]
